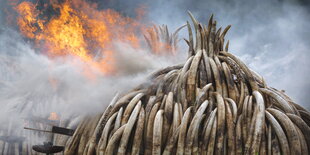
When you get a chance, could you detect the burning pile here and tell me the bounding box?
[62,13,310,155]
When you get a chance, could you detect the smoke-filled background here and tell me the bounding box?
[0,0,309,138]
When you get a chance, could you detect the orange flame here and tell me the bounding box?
[48,112,59,121]
[14,0,144,75]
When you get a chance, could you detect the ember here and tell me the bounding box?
[48,112,59,121]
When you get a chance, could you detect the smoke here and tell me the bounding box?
[0,28,179,138]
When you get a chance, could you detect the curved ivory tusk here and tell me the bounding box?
[112,107,123,135]
[111,90,145,115]
[145,102,160,154]
[287,113,310,150]
[165,92,174,123]
[85,93,119,155]
[188,11,202,51]
[209,58,223,95]
[176,107,193,155]
[225,101,236,155]
[214,56,227,96]
[225,98,237,123]
[213,92,226,154]
[105,124,127,155]
[202,108,217,154]
[65,119,89,155]
[220,25,231,40]
[207,116,217,155]
[186,21,194,56]
[249,91,265,154]
[163,127,181,155]
[131,107,145,155]
[192,114,205,154]
[267,125,272,155]
[172,103,181,133]
[267,108,301,155]
[235,115,243,154]
[187,49,202,105]
[265,111,290,155]
[222,62,237,101]
[241,95,249,143]
[237,82,245,113]
[195,83,213,108]
[144,96,157,142]
[122,93,144,125]
[208,20,216,57]
[97,112,118,154]
[225,40,229,51]
[152,110,164,155]
[117,101,142,155]
[295,125,308,155]
[185,101,208,154]
[260,88,294,114]
[299,110,310,125]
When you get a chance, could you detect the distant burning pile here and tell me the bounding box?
[63,13,310,154]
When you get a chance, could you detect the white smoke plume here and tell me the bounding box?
[0,28,181,138]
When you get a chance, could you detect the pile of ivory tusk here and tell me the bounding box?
[64,12,310,155]
[144,24,185,55]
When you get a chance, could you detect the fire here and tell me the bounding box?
[14,0,144,75]
[48,112,59,121]
[15,2,43,39]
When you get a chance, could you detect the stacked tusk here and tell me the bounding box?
[64,12,310,154]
